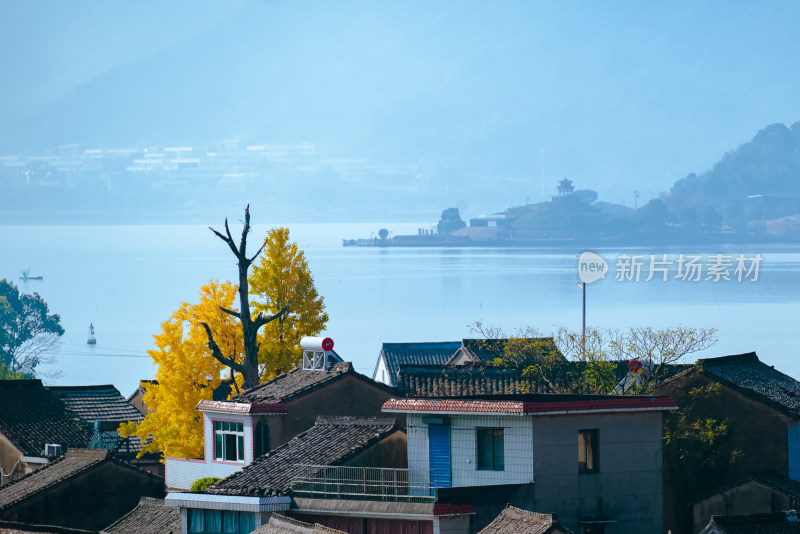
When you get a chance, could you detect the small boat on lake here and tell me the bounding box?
[19,268,44,281]
[87,323,97,345]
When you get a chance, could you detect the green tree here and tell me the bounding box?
[250,228,328,380]
[0,279,64,377]
[471,323,717,394]
[437,208,466,233]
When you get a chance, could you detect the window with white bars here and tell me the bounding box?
[214,420,244,462]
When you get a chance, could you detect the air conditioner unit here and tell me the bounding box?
[44,444,63,457]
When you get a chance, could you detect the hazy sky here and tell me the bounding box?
[2,1,799,205]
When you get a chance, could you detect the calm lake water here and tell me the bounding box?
[3,223,800,397]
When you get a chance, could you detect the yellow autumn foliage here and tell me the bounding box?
[250,227,328,380]
[120,228,328,459]
[119,280,243,458]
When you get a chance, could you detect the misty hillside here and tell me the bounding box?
[6,2,547,174]
[661,121,800,232]
[8,0,797,202]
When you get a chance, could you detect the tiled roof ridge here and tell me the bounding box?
[0,378,44,386]
[271,514,314,529]
[502,504,555,523]
[699,351,759,366]
[399,363,523,371]
[692,471,800,504]
[235,361,354,402]
[314,523,349,534]
[0,520,98,534]
[712,510,799,525]
[0,453,107,510]
[382,341,461,349]
[65,448,111,459]
[49,384,120,392]
[314,415,396,426]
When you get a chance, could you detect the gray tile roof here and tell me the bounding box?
[478,505,574,534]
[703,511,800,533]
[0,450,110,511]
[49,385,144,424]
[231,362,374,403]
[0,522,97,534]
[454,338,565,364]
[0,380,91,456]
[397,365,537,397]
[376,342,461,386]
[207,416,399,497]
[101,497,180,534]
[252,514,347,534]
[699,352,800,417]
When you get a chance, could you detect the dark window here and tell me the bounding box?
[578,429,598,473]
[254,420,269,458]
[477,428,504,470]
[188,509,255,534]
[214,421,244,462]
[581,524,605,534]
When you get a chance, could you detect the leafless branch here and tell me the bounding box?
[201,323,244,373]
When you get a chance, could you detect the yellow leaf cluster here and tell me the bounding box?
[250,228,329,380]
[119,280,243,458]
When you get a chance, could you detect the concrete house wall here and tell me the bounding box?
[0,434,44,486]
[532,412,664,534]
[1,460,165,531]
[260,376,400,453]
[657,371,798,534]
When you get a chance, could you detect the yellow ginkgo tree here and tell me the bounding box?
[120,214,329,459]
[120,280,244,458]
[250,227,329,380]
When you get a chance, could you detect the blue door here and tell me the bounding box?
[428,424,451,488]
[789,423,800,481]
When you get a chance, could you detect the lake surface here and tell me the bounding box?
[3,223,800,397]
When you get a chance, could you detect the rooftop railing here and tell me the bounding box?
[291,465,436,502]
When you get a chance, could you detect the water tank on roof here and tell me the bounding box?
[301,336,335,371]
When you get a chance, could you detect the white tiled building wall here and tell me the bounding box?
[202,412,255,465]
[165,411,255,490]
[406,414,534,487]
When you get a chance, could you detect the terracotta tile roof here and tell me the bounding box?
[49,385,143,424]
[207,416,399,497]
[478,505,574,534]
[698,352,800,417]
[101,497,180,534]
[383,395,678,415]
[0,450,110,511]
[377,342,460,386]
[231,362,361,404]
[251,514,347,534]
[702,511,800,533]
[0,380,90,456]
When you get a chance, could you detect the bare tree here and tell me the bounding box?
[470,322,718,394]
[201,206,290,389]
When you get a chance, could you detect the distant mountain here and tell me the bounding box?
[662,121,800,234]
[5,1,546,177]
